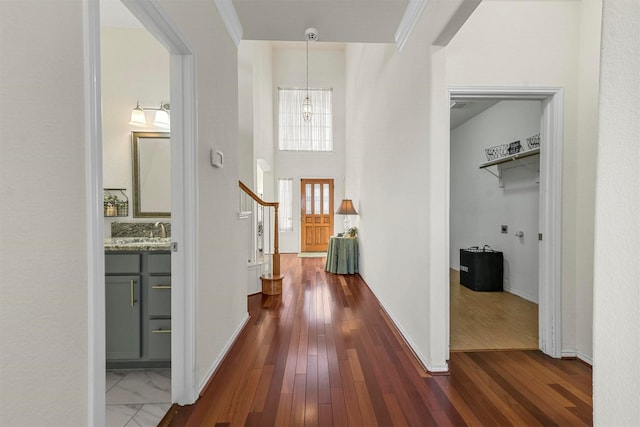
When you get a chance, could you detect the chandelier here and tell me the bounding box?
[303,28,318,121]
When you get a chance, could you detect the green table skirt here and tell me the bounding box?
[325,236,359,274]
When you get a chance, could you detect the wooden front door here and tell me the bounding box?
[300,179,334,252]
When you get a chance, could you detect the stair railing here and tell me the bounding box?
[239,181,283,295]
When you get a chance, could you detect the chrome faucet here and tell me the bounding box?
[154,221,167,238]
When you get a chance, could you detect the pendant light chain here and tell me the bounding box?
[306,39,309,99]
[302,28,316,122]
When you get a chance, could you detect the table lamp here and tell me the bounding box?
[336,199,358,233]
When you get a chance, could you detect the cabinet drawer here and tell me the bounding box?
[148,319,171,360]
[148,253,171,273]
[148,276,171,317]
[105,254,140,274]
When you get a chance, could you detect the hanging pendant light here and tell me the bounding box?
[303,28,318,122]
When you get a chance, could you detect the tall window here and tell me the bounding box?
[278,88,333,151]
[278,178,293,232]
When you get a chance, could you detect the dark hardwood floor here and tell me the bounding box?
[166,254,592,426]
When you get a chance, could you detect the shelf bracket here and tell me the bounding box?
[513,157,537,173]
[479,148,540,188]
[482,165,504,188]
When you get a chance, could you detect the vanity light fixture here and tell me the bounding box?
[129,102,146,126]
[129,102,170,128]
[153,103,170,128]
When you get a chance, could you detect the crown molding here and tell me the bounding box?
[394,0,429,52]
[214,0,243,47]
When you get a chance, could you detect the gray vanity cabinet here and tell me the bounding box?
[147,253,171,361]
[148,319,171,360]
[105,275,141,360]
[105,251,171,368]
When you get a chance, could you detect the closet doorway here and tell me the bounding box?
[447,87,564,358]
[449,99,541,351]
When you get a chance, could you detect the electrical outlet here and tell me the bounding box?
[501,225,508,234]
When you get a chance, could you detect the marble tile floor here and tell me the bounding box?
[106,369,171,427]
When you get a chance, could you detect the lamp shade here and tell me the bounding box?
[129,105,146,126]
[336,199,358,215]
[153,109,170,128]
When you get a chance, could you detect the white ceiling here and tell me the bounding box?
[450,100,500,130]
[102,0,494,127]
[232,0,409,43]
[100,0,142,28]
[101,0,410,43]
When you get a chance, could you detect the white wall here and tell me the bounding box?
[0,2,88,424]
[238,41,254,186]
[157,0,247,390]
[345,39,433,368]
[344,0,600,371]
[574,0,602,362]
[446,0,600,361]
[253,41,275,192]
[272,44,346,253]
[344,1,468,372]
[101,27,170,236]
[1,0,247,423]
[593,0,640,424]
[450,101,540,302]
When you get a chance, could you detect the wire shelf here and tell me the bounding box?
[104,188,129,217]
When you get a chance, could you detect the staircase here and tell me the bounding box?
[239,181,284,295]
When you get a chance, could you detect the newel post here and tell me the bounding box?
[272,203,280,276]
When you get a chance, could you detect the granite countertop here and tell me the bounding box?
[104,237,171,252]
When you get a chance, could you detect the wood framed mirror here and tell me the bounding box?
[132,131,171,217]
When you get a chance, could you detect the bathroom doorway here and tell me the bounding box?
[100,2,172,425]
[88,0,198,425]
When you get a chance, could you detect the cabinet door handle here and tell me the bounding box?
[130,279,138,307]
[152,329,172,334]
[152,285,172,289]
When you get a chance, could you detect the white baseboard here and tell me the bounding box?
[198,314,250,394]
[504,285,539,304]
[374,294,449,374]
[561,349,592,366]
[577,351,593,366]
[425,360,450,373]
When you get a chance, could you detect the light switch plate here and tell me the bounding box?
[210,149,224,168]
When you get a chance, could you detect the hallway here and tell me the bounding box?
[166,254,591,426]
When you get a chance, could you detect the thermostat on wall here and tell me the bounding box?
[211,149,224,168]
